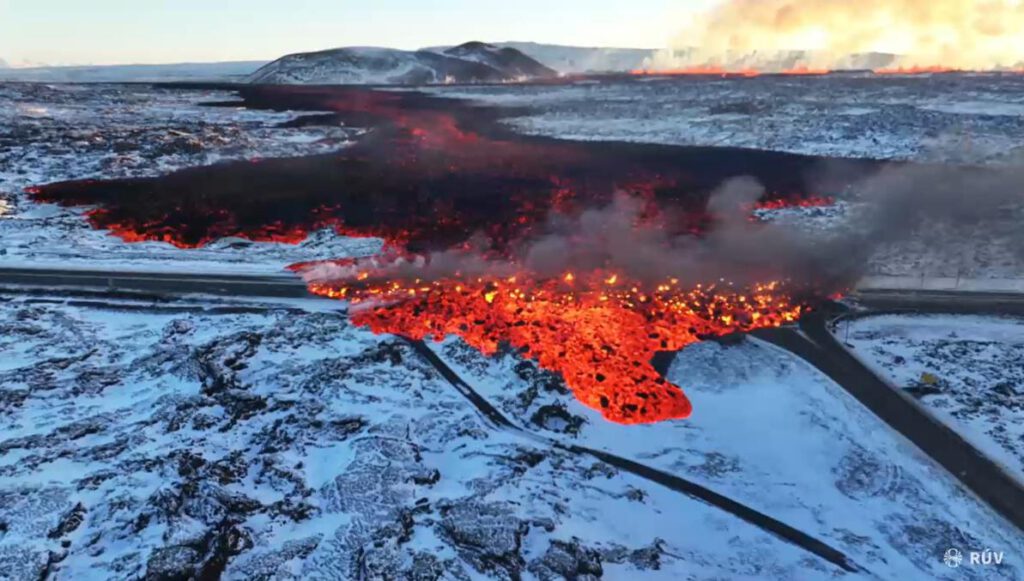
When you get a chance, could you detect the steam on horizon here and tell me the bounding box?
[646,0,1024,72]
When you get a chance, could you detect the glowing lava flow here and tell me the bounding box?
[754,195,835,211]
[25,85,850,425]
[80,206,344,248]
[305,266,808,424]
[628,66,830,77]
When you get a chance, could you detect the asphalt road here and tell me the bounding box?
[4,265,1022,533]
[0,266,311,298]
[408,338,861,573]
[852,287,1024,315]
[755,306,1024,534]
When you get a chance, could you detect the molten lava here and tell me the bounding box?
[305,264,808,424]
[29,86,850,252]
[754,195,835,211]
[26,85,863,425]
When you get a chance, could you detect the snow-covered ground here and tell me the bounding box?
[0,83,379,273]
[433,334,1024,579]
[0,61,266,84]
[840,314,1024,487]
[865,218,1024,280]
[1,295,1021,579]
[432,74,1024,165]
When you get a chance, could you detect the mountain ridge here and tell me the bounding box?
[248,42,558,85]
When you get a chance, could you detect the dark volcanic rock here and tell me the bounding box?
[442,42,558,80]
[529,538,604,580]
[440,501,530,580]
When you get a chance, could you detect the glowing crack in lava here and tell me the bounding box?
[753,195,835,211]
[301,258,809,424]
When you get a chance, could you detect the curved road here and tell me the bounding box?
[0,266,310,298]
[3,266,1022,536]
[0,267,863,573]
[755,295,1024,534]
[406,338,861,573]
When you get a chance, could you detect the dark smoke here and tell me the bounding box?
[301,158,1024,293]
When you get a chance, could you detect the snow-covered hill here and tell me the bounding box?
[437,41,555,79]
[492,42,659,74]
[249,42,557,86]
[425,42,660,74]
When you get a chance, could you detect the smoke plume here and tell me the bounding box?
[301,157,1024,296]
[647,0,1024,72]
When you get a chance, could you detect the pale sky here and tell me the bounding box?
[0,0,713,66]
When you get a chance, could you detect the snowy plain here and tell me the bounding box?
[432,73,1024,165]
[0,83,380,274]
[840,314,1024,486]
[1,295,1021,579]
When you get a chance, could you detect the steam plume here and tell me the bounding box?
[648,0,1024,72]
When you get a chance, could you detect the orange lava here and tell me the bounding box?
[305,264,809,424]
[630,66,830,77]
[26,85,844,426]
[81,206,345,248]
[754,195,835,211]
